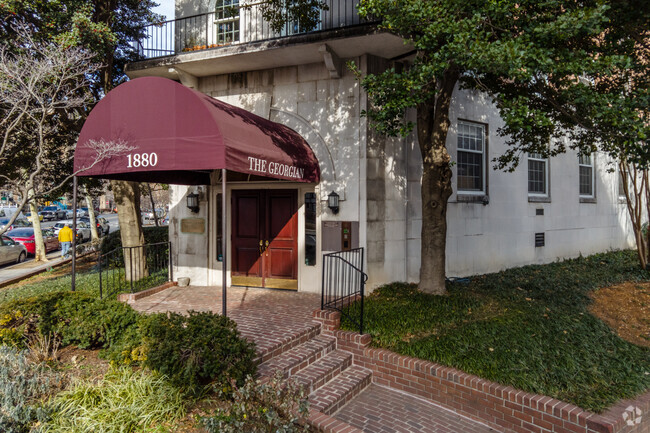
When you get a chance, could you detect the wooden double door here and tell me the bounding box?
[231,189,298,290]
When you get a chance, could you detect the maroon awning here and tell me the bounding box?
[74,77,320,185]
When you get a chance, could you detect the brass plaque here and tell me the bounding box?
[180,218,205,234]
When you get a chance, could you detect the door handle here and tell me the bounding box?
[265,240,269,256]
[259,239,263,256]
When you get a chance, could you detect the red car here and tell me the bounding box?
[5,228,60,255]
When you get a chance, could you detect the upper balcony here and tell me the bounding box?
[126,0,410,80]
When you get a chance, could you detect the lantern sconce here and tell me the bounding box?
[186,191,200,213]
[327,191,339,214]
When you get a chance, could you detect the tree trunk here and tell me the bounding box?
[28,190,47,262]
[417,69,458,295]
[147,183,160,227]
[83,188,100,241]
[620,160,649,269]
[112,180,148,281]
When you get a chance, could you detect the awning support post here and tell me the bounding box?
[71,176,77,292]
[222,169,227,317]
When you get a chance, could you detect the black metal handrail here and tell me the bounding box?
[133,0,368,59]
[321,248,367,334]
[98,241,172,299]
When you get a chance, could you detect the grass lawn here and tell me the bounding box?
[341,250,650,413]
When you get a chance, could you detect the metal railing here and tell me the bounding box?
[321,248,367,334]
[134,0,367,59]
[98,242,172,299]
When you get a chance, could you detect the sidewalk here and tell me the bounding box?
[0,251,69,288]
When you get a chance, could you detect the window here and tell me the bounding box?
[217,193,223,261]
[215,0,240,44]
[528,153,548,196]
[457,121,486,194]
[304,193,316,266]
[578,154,595,198]
[618,168,627,200]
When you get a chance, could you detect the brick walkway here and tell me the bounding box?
[334,384,501,433]
[129,285,322,361]
[129,285,502,433]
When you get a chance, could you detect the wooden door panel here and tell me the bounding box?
[232,191,262,279]
[268,247,294,279]
[235,247,261,275]
[268,195,295,240]
[236,196,261,238]
[265,190,297,282]
[231,189,297,288]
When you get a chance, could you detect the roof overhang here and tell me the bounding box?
[74,77,320,185]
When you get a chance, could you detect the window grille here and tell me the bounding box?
[578,154,594,198]
[528,153,548,196]
[457,121,486,193]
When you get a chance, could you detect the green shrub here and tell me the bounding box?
[0,291,140,353]
[141,311,257,393]
[43,367,186,433]
[203,371,310,433]
[0,346,60,433]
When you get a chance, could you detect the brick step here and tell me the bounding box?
[257,334,336,379]
[308,365,373,415]
[291,350,353,394]
[252,322,321,364]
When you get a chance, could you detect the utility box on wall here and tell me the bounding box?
[322,221,359,251]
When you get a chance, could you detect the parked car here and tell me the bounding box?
[38,210,56,221]
[40,206,66,220]
[54,220,91,243]
[0,235,27,265]
[0,217,31,232]
[24,212,43,223]
[76,208,86,218]
[78,216,110,236]
[5,228,60,255]
[65,209,74,219]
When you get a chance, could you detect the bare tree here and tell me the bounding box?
[0,25,133,259]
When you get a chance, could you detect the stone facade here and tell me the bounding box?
[164,53,634,292]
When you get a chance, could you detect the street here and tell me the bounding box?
[0,213,120,284]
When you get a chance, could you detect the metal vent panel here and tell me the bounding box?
[535,232,545,247]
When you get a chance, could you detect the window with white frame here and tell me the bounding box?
[528,153,548,196]
[578,154,595,198]
[215,0,240,44]
[618,167,627,200]
[457,121,486,194]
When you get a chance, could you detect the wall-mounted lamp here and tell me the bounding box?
[328,191,339,214]
[186,191,199,213]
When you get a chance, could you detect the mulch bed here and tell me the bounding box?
[590,281,650,348]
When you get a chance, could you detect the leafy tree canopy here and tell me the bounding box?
[357,0,649,169]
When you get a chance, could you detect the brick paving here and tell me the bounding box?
[130,286,503,433]
[129,285,321,361]
[334,384,501,433]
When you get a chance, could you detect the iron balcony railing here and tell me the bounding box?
[321,247,367,334]
[98,242,172,299]
[134,0,367,59]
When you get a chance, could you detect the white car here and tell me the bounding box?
[0,235,27,265]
